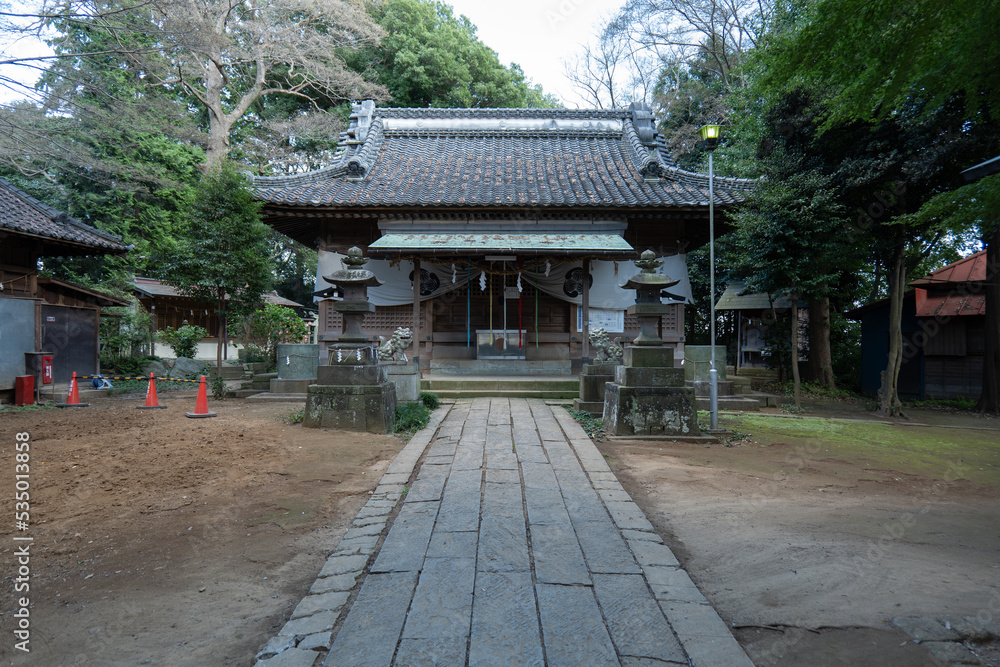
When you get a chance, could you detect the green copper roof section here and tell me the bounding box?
[368,233,634,257]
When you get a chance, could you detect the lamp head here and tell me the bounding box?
[699,124,722,149]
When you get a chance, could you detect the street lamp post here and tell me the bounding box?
[699,124,721,431]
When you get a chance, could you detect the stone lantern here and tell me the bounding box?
[303,247,396,432]
[622,249,680,346]
[326,246,383,347]
[602,249,701,438]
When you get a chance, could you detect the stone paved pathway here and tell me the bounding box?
[256,398,754,667]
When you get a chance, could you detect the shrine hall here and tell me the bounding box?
[253,101,751,372]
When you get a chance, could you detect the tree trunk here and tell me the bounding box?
[769,301,784,382]
[877,243,907,417]
[808,294,836,388]
[790,291,801,408]
[978,223,1000,413]
[216,292,225,380]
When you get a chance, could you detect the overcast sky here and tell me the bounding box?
[0,0,626,106]
[446,0,626,106]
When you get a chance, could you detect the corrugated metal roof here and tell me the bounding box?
[909,250,986,286]
[715,281,798,311]
[915,289,985,317]
[367,233,634,256]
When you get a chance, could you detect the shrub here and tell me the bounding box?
[158,321,208,359]
[111,355,160,377]
[211,374,227,400]
[419,392,440,410]
[235,303,308,364]
[393,402,431,436]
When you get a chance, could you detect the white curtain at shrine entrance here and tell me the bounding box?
[316,251,692,308]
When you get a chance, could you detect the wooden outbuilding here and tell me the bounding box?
[0,177,129,394]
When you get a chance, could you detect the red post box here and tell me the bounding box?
[15,375,34,406]
[41,355,53,384]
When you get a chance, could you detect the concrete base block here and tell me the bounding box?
[603,384,700,437]
[386,361,420,403]
[270,378,314,394]
[686,379,735,396]
[304,383,396,433]
[572,399,605,415]
[579,371,614,404]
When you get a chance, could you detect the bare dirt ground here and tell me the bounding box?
[0,395,403,666]
[605,401,1000,667]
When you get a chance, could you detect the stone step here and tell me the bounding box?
[422,378,579,392]
[696,395,763,411]
[425,389,580,399]
[428,358,573,376]
[201,364,249,380]
[245,393,307,402]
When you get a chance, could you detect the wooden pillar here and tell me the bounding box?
[582,258,590,360]
[412,258,421,361]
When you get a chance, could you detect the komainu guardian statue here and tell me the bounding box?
[377,327,413,362]
[589,327,624,363]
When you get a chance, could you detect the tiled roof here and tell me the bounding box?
[132,277,305,308]
[253,103,753,210]
[0,177,130,254]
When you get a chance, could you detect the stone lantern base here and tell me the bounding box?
[303,344,396,433]
[602,347,700,437]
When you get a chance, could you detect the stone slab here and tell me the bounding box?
[278,610,339,637]
[291,591,350,620]
[297,631,332,652]
[318,554,369,578]
[530,523,590,585]
[309,572,360,595]
[477,516,529,572]
[535,584,618,666]
[402,557,476,639]
[257,647,322,667]
[469,571,544,667]
[394,637,468,667]
[326,571,418,666]
[426,530,479,559]
[573,519,642,574]
[370,502,438,573]
[593,574,686,662]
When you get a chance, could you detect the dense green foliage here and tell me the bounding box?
[236,303,309,364]
[419,392,440,410]
[393,401,432,437]
[157,164,273,373]
[158,323,210,360]
[347,0,558,108]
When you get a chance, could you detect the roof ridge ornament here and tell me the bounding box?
[630,102,657,146]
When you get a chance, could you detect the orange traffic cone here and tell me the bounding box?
[56,371,90,408]
[185,375,217,418]
[137,372,168,409]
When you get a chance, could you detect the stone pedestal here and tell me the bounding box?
[603,346,699,437]
[271,343,319,394]
[683,345,728,384]
[386,359,421,403]
[304,344,396,432]
[573,363,617,414]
